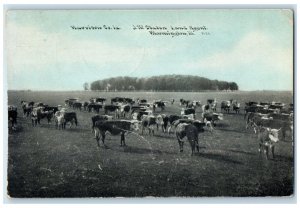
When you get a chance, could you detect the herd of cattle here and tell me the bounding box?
[8,96,293,159]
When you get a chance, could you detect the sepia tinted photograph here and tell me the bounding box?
[6,9,294,198]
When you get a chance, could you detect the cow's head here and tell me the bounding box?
[268,128,280,143]
[130,120,140,131]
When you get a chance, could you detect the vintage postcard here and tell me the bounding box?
[6,9,294,198]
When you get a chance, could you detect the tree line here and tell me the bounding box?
[89,75,238,91]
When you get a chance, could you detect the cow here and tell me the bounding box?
[60,112,78,129]
[246,112,292,140]
[72,102,83,111]
[65,98,79,107]
[153,101,166,111]
[167,114,182,134]
[141,115,157,135]
[83,102,89,111]
[87,103,103,113]
[31,108,39,127]
[8,106,18,131]
[43,106,59,114]
[175,123,200,156]
[21,101,34,117]
[221,101,231,113]
[179,99,190,107]
[91,114,113,132]
[37,108,54,124]
[54,111,65,130]
[181,108,195,119]
[202,112,223,129]
[132,110,152,121]
[156,114,169,132]
[255,125,280,160]
[93,120,139,147]
[232,101,241,114]
[117,104,131,118]
[104,105,119,117]
[90,97,106,104]
[244,105,264,119]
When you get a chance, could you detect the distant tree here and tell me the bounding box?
[83,82,89,91]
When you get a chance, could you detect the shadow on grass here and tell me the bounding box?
[122,146,177,155]
[227,149,256,156]
[197,152,244,165]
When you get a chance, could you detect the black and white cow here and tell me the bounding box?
[175,123,200,156]
[93,120,139,147]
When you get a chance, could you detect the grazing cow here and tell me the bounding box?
[176,123,200,156]
[255,125,280,159]
[87,103,103,113]
[94,120,139,147]
[8,106,18,131]
[90,97,106,104]
[179,99,190,107]
[72,102,82,111]
[141,115,157,135]
[139,99,147,104]
[91,114,113,132]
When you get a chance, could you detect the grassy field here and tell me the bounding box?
[7,90,294,197]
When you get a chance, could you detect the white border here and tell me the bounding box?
[1,1,299,207]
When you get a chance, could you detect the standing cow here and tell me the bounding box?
[176,123,200,156]
[93,120,139,147]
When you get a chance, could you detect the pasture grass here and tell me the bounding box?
[7,91,294,197]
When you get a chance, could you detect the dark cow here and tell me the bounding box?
[111,97,126,104]
[93,120,139,147]
[153,101,166,111]
[179,99,190,107]
[181,108,195,116]
[8,106,18,131]
[244,105,264,119]
[131,105,147,112]
[132,110,152,121]
[141,115,157,135]
[176,124,200,156]
[91,114,112,132]
[43,106,59,114]
[139,99,147,104]
[37,108,54,124]
[83,102,89,111]
[87,103,103,113]
[90,97,106,103]
[72,102,82,111]
[104,105,119,116]
[65,98,79,107]
[62,112,78,129]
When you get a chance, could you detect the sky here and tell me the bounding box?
[5,9,293,91]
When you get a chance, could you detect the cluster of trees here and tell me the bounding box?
[89,75,238,91]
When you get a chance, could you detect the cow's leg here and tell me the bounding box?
[101,132,107,148]
[189,139,195,156]
[177,139,184,152]
[271,145,275,159]
[120,132,126,146]
[264,146,269,160]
